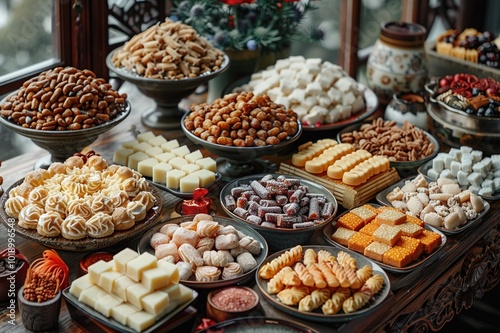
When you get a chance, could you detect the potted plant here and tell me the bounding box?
[18,249,69,331]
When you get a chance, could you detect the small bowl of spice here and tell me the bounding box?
[206,286,260,322]
[78,251,114,277]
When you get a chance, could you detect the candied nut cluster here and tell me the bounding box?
[339,118,435,162]
[111,18,225,79]
[0,67,128,131]
[184,92,299,147]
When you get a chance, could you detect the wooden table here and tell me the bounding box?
[0,83,499,332]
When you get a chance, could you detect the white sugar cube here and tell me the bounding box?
[432,158,445,173]
[324,107,341,124]
[468,185,481,193]
[302,110,323,126]
[342,91,356,106]
[309,105,329,116]
[305,81,322,96]
[472,162,489,178]
[279,79,295,95]
[288,89,306,104]
[478,187,493,196]
[275,96,290,109]
[482,179,493,189]
[443,154,454,169]
[292,104,310,119]
[427,168,440,179]
[448,148,461,160]
[471,150,483,163]
[460,146,473,154]
[493,177,500,190]
[461,158,473,173]
[327,87,342,104]
[296,72,314,89]
[450,160,461,177]
[337,105,352,120]
[440,169,453,179]
[456,170,469,186]
[467,172,483,187]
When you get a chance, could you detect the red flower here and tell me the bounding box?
[221,0,254,5]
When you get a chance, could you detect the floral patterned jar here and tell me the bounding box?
[367,21,427,105]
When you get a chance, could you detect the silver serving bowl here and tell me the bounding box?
[181,112,303,180]
[106,47,229,129]
[0,98,130,169]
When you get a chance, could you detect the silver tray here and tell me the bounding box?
[417,160,500,201]
[137,215,268,289]
[255,245,390,323]
[63,286,198,333]
[322,203,447,273]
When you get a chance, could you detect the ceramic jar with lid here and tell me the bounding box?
[385,92,428,130]
[367,21,428,105]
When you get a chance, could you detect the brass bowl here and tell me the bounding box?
[206,286,260,322]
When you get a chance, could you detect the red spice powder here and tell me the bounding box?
[211,287,257,312]
[80,252,113,274]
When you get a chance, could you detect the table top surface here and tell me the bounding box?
[0,82,498,333]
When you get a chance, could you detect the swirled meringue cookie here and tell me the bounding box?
[133,191,156,211]
[61,175,89,198]
[47,162,67,176]
[195,265,220,282]
[11,182,33,199]
[112,207,135,231]
[37,211,63,237]
[85,212,114,238]
[24,169,49,187]
[121,178,139,197]
[86,155,108,171]
[91,194,114,215]
[86,172,102,194]
[127,201,147,221]
[28,186,50,207]
[108,190,130,208]
[113,166,134,182]
[136,177,149,192]
[61,215,87,240]
[221,262,244,280]
[18,204,45,229]
[66,198,93,220]
[45,193,67,218]
[4,196,28,218]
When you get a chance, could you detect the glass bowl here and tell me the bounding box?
[0,97,130,169]
[106,48,229,129]
[181,112,303,180]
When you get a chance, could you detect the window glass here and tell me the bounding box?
[0,0,56,81]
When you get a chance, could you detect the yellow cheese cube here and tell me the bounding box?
[180,174,200,193]
[127,311,155,332]
[141,291,170,316]
[94,294,123,317]
[126,252,158,282]
[126,283,151,309]
[141,267,171,291]
[88,260,114,284]
[111,303,140,325]
[161,139,179,152]
[114,248,139,274]
[98,271,124,294]
[122,139,139,149]
[145,146,163,158]
[158,261,180,285]
[166,169,186,190]
[78,285,108,309]
[156,152,176,163]
[152,162,172,184]
[181,163,201,174]
[137,131,156,143]
[160,284,181,303]
[171,145,191,157]
[113,148,135,166]
[137,157,159,178]
[147,135,167,147]
[191,169,216,187]
[128,151,150,171]
[112,275,136,302]
[133,142,153,153]
[177,284,194,304]
[184,150,203,163]
[69,274,94,299]
[168,156,188,170]
[196,157,217,172]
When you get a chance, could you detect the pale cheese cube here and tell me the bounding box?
[111,303,140,325]
[181,163,201,174]
[169,156,188,170]
[112,275,136,302]
[147,135,167,147]
[145,146,163,158]
[95,294,123,317]
[141,267,171,291]
[137,131,156,143]
[184,150,203,163]
[126,252,157,282]
[128,152,150,171]
[137,158,159,178]
[69,274,94,299]
[88,260,114,284]
[78,285,108,309]
[191,169,216,187]
[152,162,173,184]
[161,139,180,152]
[127,311,155,332]
[180,174,200,193]
[156,152,176,163]
[166,169,186,189]
[171,145,191,158]
[157,261,180,285]
[196,157,217,172]
[114,248,139,274]
[177,284,194,304]
[161,284,181,303]
[141,291,170,316]
[122,139,139,149]
[126,283,151,309]
[133,142,153,153]
[98,271,124,294]
[113,148,135,166]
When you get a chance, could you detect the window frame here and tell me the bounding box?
[0,1,73,96]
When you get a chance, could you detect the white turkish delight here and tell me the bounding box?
[315,71,336,89]
[342,91,356,106]
[309,105,329,117]
[296,72,314,89]
[467,172,483,187]
[317,93,332,108]
[267,87,282,101]
[291,104,309,119]
[288,89,306,104]
[305,57,322,67]
[306,81,322,95]
[261,69,275,80]
[337,104,352,120]
[253,80,274,96]
[279,79,295,95]
[334,77,355,92]
[302,95,318,109]
[302,109,323,126]
[275,58,290,71]
[324,107,341,124]
[250,72,263,81]
[279,69,295,80]
[288,55,305,63]
[327,87,342,104]
[456,170,469,186]
[450,160,461,177]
